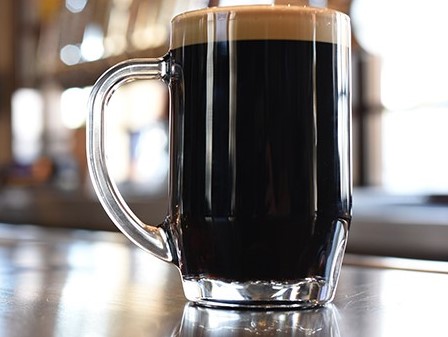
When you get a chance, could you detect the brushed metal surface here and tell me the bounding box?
[1,223,448,337]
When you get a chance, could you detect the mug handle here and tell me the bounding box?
[87,56,175,263]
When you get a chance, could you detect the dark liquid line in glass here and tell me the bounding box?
[169,39,351,282]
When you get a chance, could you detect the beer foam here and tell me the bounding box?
[171,5,350,49]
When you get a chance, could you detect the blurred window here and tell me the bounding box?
[352,0,448,194]
[12,89,44,165]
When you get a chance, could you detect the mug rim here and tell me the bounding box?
[170,5,351,49]
[172,5,350,24]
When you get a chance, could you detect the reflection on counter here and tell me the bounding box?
[175,303,340,337]
[0,223,184,336]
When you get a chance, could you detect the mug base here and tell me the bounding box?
[182,276,336,309]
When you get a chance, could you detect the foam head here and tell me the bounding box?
[171,5,350,49]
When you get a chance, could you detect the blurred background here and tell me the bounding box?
[0,0,447,259]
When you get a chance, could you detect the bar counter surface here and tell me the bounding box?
[1,222,448,337]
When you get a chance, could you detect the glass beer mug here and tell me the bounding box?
[87,1,352,308]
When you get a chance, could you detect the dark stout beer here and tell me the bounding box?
[168,7,351,283]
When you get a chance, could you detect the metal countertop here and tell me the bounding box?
[0,222,447,337]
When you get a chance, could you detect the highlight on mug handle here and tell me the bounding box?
[87,56,174,263]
